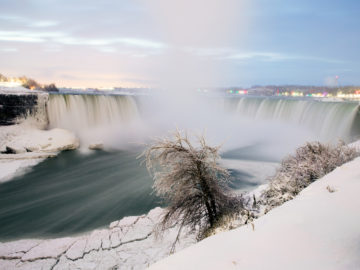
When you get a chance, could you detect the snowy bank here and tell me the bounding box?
[0,124,79,182]
[0,208,196,270]
[149,156,360,270]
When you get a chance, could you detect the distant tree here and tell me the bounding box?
[22,78,40,90]
[43,83,59,92]
[142,130,242,244]
[0,73,6,81]
[262,141,359,211]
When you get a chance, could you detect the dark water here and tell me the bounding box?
[222,143,281,163]
[0,150,160,241]
[0,149,260,241]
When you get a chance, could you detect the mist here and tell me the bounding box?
[133,0,312,158]
[42,1,357,160]
[145,0,247,91]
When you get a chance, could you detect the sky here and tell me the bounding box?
[0,0,359,88]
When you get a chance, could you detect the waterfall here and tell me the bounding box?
[228,97,359,142]
[45,94,359,149]
[47,94,141,148]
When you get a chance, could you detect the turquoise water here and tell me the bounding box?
[0,148,263,241]
[0,150,158,240]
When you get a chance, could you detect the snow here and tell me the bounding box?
[0,124,79,182]
[0,85,38,93]
[0,207,196,270]
[0,126,79,153]
[0,125,358,269]
[149,156,360,270]
[0,158,43,182]
[2,156,359,270]
[349,140,360,151]
[21,238,76,261]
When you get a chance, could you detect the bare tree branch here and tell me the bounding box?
[140,130,243,242]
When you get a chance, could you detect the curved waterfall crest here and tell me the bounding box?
[230,97,359,141]
[45,94,359,147]
[47,94,140,128]
[47,94,141,148]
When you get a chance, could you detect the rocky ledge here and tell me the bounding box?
[0,207,196,270]
[0,88,48,126]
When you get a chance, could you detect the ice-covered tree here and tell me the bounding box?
[142,130,242,241]
[262,141,359,210]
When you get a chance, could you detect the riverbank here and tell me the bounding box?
[1,151,359,269]
[0,123,79,183]
[0,142,359,269]
[0,207,196,270]
[150,155,360,270]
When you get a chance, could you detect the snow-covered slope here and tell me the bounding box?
[150,156,360,270]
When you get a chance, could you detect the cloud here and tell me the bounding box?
[184,48,290,62]
[0,31,45,42]
[185,47,235,57]
[0,14,59,28]
[57,37,166,49]
[97,47,117,53]
[0,15,26,23]
[116,38,165,49]
[0,30,166,51]
[223,51,343,64]
[225,52,289,61]
[0,30,64,43]
[30,21,59,27]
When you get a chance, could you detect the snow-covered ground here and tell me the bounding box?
[0,85,35,93]
[0,208,196,270]
[0,124,79,182]
[1,117,358,270]
[1,151,358,270]
[149,156,360,270]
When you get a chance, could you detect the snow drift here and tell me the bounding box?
[149,156,360,270]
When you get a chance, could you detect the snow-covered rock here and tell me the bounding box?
[1,127,79,153]
[0,124,80,182]
[0,86,37,93]
[149,157,360,270]
[88,142,104,150]
[21,238,76,261]
[0,207,196,270]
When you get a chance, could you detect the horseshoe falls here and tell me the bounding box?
[0,93,359,240]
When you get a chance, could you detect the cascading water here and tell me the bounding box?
[228,97,359,142]
[47,94,142,148]
[46,94,359,150]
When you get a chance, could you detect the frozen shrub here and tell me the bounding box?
[142,130,242,242]
[262,141,359,210]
